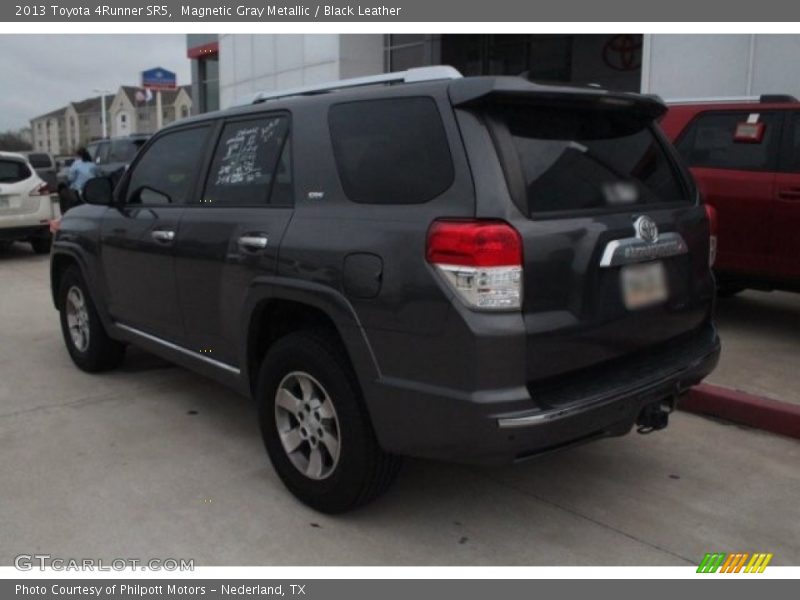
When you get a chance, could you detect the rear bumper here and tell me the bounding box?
[0,224,50,241]
[367,325,720,464]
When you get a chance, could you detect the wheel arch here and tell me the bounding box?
[241,278,381,399]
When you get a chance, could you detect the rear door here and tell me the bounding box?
[475,100,713,381]
[675,110,782,277]
[173,113,294,367]
[772,112,800,281]
[99,125,212,343]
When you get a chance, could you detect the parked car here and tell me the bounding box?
[661,95,800,295]
[20,151,58,191]
[51,67,720,512]
[0,151,59,253]
[86,135,149,179]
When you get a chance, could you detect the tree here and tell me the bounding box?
[0,130,33,152]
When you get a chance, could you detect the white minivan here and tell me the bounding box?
[0,151,60,253]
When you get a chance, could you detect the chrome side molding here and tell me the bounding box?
[115,323,241,375]
[599,232,688,268]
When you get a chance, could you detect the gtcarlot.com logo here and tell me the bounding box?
[697,552,773,573]
[14,554,194,571]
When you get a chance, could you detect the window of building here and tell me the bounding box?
[328,97,454,205]
[384,35,440,72]
[199,55,219,113]
[202,116,291,206]
[126,126,211,205]
[676,112,781,171]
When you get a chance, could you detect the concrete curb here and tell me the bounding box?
[680,383,800,440]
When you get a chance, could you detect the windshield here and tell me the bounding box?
[491,105,689,215]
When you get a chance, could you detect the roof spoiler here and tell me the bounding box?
[448,77,667,119]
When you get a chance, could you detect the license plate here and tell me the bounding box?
[621,261,668,309]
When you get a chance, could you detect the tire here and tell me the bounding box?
[256,330,400,513]
[30,234,51,254]
[58,266,126,372]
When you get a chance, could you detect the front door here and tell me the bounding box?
[99,124,213,344]
[174,113,294,367]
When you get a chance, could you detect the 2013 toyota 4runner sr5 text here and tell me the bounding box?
[50,67,720,513]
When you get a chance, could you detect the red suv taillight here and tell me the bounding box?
[705,204,718,267]
[29,183,50,196]
[426,219,523,311]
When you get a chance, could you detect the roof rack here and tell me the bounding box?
[234,66,463,106]
[666,94,798,105]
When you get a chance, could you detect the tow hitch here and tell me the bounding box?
[636,396,677,434]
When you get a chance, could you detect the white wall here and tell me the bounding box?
[643,34,800,100]
[219,34,384,109]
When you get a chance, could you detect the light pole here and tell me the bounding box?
[92,88,112,139]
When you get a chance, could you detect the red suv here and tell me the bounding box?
[661,95,800,295]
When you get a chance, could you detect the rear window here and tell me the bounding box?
[328,97,454,204]
[26,153,53,169]
[0,159,32,183]
[491,105,689,215]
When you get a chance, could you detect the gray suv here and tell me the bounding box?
[50,67,720,512]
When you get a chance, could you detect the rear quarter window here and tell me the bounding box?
[328,97,454,205]
[0,159,32,183]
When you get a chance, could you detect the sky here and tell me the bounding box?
[0,34,192,131]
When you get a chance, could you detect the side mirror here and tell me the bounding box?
[83,177,114,206]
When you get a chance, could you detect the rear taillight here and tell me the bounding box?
[29,183,50,196]
[426,219,523,311]
[705,204,717,267]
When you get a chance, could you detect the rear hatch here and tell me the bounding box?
[0,158,47,219]
[453,79,715,384]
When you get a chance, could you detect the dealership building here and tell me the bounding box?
[186,34,800,114]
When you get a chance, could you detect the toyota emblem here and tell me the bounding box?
[634,216,659,243]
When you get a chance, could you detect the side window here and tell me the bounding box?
[328,97,455,204]
[125,127,210,205]
[202,116,291,206]
[0,159,32,183]
[677,111,780,171]
[95,142,111,165]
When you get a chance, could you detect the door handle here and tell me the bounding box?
[778,189,800,201]
[238,234,269,251]
[150,229,175,243]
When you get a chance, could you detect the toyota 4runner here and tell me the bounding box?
[51,67,720,513]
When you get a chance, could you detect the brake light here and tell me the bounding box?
[705,204,718,267]
[29,183,50,196]
[426,219,523,310]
